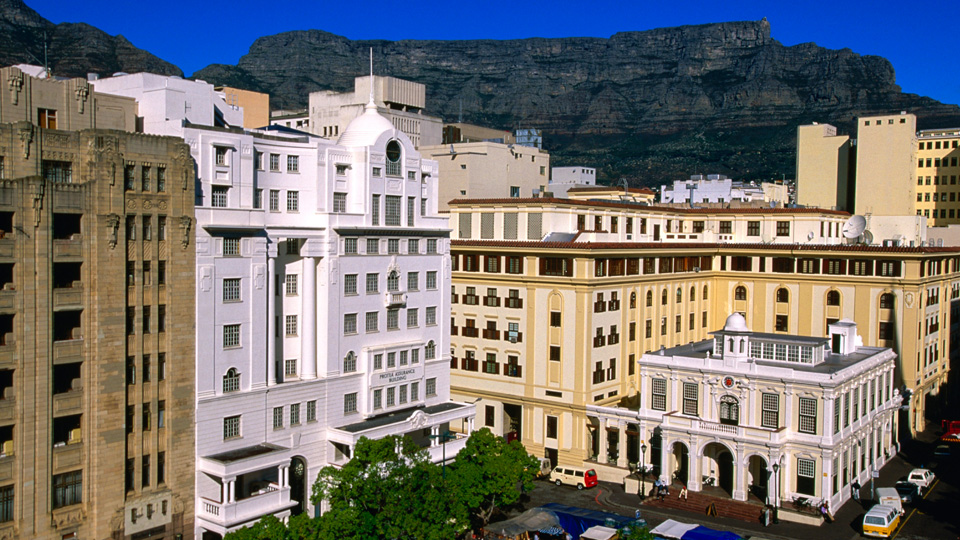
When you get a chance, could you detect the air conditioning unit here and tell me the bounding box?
[508,332,518,343]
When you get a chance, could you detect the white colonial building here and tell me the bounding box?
[589,314,900,512]
[188,99,474,538]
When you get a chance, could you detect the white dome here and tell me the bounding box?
[723,312,748,332]
[337,102,396,147]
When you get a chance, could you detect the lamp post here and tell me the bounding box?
[640,442,648,500]
[772,462,780,524]
[429,430,456,482]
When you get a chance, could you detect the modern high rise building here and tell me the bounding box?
[796,112,960,226]
[0,118,196,539]
[188,100,473,539]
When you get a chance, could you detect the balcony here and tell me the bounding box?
[660,413,785,445]
[0,342,12,368]
[53,284,83,310]
[0,396,12,424]
[52,440,83,472]
[0,290,13,312]
[384,292,407,309]
[53,236,83,260]
[424,433,468,463]
[198,486,294,528]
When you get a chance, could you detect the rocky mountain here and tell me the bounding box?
[0,0,180,80]
[194,20,960,184]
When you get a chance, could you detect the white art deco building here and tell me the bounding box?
[187,98,474,539]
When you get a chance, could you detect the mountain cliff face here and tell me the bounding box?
[192,20,960,184]
[0,0,181,79]
[3,0,958,184]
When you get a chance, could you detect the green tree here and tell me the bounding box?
[448,428,540,528]
[618,525,656,540]
[223,514,294,540]
[311,435,468,540]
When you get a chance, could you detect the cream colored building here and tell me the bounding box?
[308,76,442,147]
[0,65,136,131]
[218,87,271,129]
[421,142,549,210]
[565,186,656,204]
[796,113,960,227]
[447,198,955,492]
[443,123,515,145]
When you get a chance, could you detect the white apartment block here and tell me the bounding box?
[661,175,789,207]
[590,315,900,512]
[188,101,473,538]
[308,76,442,148]
[90,72,243,136]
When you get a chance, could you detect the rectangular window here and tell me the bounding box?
[366,273,379,293]
[747,221,760,236]
[157,167,166,191]
[426,271,438,289]
[344,274,357,295]
[285,315,298,336]
[38,107,57,129]
[273,406,284,429]
[776,221,790,236]
[211,186,228,208]
[799,397,817,434]
[387,309,399,330]
[223,278,241,302]
[407,308,418,327]
[427,239,438,254]
[761,393,779,428]
[223,324,240,348]
[796,458,816,496]
[287,155,299,172]
[344,392,357,414]
[366,238,379,254]
[366,312,379,332]
[223,237,240,256]
[290,403,301,425]
[408,239,419,254]
[373,389,383,409]
[407,197,416,226]
[285,274,298,296]
[426,306,437,325]
[286,191,299,212]
[682,382,698,416]
[833,397,841,434]
[269,153,280,171]
[223,415,241,440]
[652,378,666,411]
[344,238,358,254]
[269,190,280,211]
[284,358,298,376]
[407,272,419,291]
[157,451,166,485]
[52,471,82,509]
[215,146,228,166]
[344,313,357,334]
[386,387,395,407]
[426,377,437,396]
[385,196,402,226]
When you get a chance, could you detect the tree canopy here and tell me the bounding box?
[225,429,535,540]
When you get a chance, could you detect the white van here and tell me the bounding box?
[549,465,598,490]
[862,503,902,538]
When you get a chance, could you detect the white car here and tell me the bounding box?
[905,468,935,490]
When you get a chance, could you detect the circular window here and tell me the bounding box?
[386,140,401,163]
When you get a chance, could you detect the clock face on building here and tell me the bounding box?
[386,140,401,163]
[722,376,735,389]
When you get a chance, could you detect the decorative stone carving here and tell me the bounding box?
[51,506,85,529]
[179,216,192,248]
[32,182,44,227]
[74,82,89,114]
[7,71,22,105]
[106,214,120,249]
[18,123,33,158]
[409,410,428,429]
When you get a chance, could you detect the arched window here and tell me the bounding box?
[630,291,637,309]
[776,288,789,303]
[879,293,895,309]
[703,285,709,300]
[826,290,841,306]
[661,290,668,305]
[343,351,357,373]
[690,286,696,301]
[719,396,740,425]
[646,291,653,307]
[735,286,747,301]
[425,340,436,360]
[223,368,240,393]
[387,271,400,292]
[676,287,682,303]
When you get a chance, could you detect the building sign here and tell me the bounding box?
[372,366,423,387]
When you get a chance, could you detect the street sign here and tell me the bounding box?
[872,470,879,478]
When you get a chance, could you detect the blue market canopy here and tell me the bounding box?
[681,526,743,540]
[539,503,638,537]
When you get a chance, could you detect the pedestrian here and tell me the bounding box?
[851,481,861,503]
[820,501,834,523]
[679,483,688,500]
[635,508,642,520]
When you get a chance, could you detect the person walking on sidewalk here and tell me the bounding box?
[679,483,688,500]
[851,481,861,505]
[819,501,834,523]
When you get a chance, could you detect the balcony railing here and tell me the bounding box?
[384,292,407,308]
[198,487,293,526]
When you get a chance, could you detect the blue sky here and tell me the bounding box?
[29,0,960,106]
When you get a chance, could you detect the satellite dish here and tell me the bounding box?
[760,232,773,244]
[860,230,874,245]
[842,215,867,239]
[807,231,815,241]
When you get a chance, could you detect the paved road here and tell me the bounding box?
[497,436,958,540]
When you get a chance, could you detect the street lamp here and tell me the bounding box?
[429,430,456,481]
[772,462,780,524]
[640,442,648,500]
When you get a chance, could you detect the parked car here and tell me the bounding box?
[933,444,952,458]
[905,468,935,490]
[549,465,598,490]
[862,503,903,538]
[893,481,919,504]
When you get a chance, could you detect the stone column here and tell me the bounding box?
[267,256,277,386]
[228,478,236,503]
[598,425,608,464]
[222,480,229,504]
[732,446,747,501]
[431,425,440,447]
[617,424,628,469]
[301,256,318,379]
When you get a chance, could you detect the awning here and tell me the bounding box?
[649,519,699,539]
[682,526,743,540]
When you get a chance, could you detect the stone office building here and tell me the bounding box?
[0,122,196,539]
